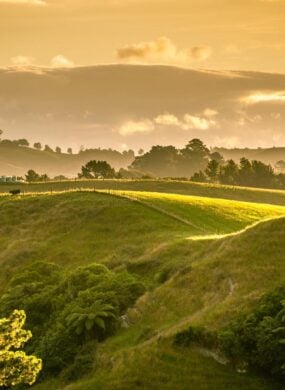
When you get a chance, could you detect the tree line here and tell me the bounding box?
[5,135,285,190]
[192,156,285,189]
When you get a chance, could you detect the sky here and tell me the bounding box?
[0,0,285,151]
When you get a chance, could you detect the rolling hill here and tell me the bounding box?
[0,143,134,177]
[2,179,285,206]
[0,185,284,389]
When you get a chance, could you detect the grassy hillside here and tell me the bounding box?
[1,179,285,206]
[0,143,133,177]
[34,214,285,390]
[0,191,283,280]
[1,189,284,389]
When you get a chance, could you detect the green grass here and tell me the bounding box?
[61,340,272,390]
[1,179,285,205]
[1,188,285,389]
[106,190,285,233]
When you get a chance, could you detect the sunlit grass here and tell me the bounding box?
[1,188,285,389]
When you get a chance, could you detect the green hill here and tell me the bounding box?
[46,216,284,390]
[0,189,284,389]
[0,142,133,177]
[2,179,285,206]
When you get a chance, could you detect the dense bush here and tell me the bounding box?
[0,262,145,381]
[174,283,285,381]
[174,326,218,350]
[219,284,285,378]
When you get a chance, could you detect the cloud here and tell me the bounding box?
[118,120,155,136]
[154,114,181,126]
[50,55,74,68]
[136,108,218,135]
[1,65,284,149]
[191,46,212,61]
[183,114,216,130]
[116,37,212,66]
[243,91,285,104]
[203,108,218,117]
[0,0,46,5]
[10,56,35,66]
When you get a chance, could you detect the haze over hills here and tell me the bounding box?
[1,140,284,177]
[1,65,285,151]
[0,142,134,177]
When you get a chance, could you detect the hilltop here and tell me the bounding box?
[0,142,134,177]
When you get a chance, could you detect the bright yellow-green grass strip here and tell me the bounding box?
[100,190,285,235]
[2,179,285,206]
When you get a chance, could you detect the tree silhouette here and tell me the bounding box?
[33,142,42,150]
[79,160,115,179]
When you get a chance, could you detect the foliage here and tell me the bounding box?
[25,169,50,182]
[219,284,285,378]
[192,157,284,189]
[0,262,145,380]
[79,160,116,179]
[131,139,210,178]
[174,284,285,381]
[174,326,218,349]
[33,142,42,150]
[0,310,42,387]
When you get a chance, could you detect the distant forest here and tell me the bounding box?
[0,132,285,189]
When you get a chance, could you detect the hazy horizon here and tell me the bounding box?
[0,0,284,151]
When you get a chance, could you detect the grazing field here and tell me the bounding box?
[1,179,285,206]
[1,185,285,389]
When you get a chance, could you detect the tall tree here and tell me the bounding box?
[219,159,239,185]
[238,157,253,186]
[205,160,220,183]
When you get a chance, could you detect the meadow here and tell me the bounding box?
[0,182,284,389]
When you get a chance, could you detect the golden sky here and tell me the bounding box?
[0,0,285,150]
[1,0,285,72]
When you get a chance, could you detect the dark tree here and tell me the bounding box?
[131,145,180,178]
[191,171,207,183]
[79,160,116,179]
[55,146,62,154]
[219,160,239,185]
[205,160,220,183]
[44,145,53,152]
[25,170,40,182]
[17,139,29,147]
[33,142,42,150]
[238,157,253,186]
[210,151,224,164]
[67,147,73,155]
